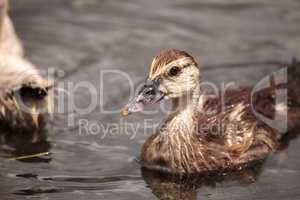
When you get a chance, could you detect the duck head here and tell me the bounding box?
[122,49,201,115]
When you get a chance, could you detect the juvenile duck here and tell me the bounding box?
[123,49,300,174]
[0,0,50,131]
[0,55,49,130]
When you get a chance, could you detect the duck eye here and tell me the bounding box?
[168,66,181,77]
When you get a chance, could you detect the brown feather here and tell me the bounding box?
[140,52,300,174]
[148,49,197,80]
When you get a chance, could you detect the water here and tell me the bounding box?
[0,0,300,199]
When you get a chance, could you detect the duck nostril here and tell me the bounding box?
[145,88,155,96]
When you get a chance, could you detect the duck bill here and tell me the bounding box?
[121,79,164,116]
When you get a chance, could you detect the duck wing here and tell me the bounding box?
[194,60,300,169]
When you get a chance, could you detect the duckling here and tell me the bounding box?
[0,55,50,130]
[0,0,50,132]
[123,49,300,174]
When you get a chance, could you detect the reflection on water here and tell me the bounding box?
[0,127,51,163]
[142,164,263,200]
[1,0,300,199]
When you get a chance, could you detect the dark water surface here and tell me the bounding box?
[0,0,300,199]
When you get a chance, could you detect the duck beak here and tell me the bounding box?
[121,79,165,116]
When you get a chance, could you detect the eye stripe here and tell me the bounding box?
[148,52,197,80]
[165,57,194,69]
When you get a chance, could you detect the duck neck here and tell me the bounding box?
[165,85,201,134]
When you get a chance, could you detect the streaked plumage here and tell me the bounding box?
[124,49,300,174]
